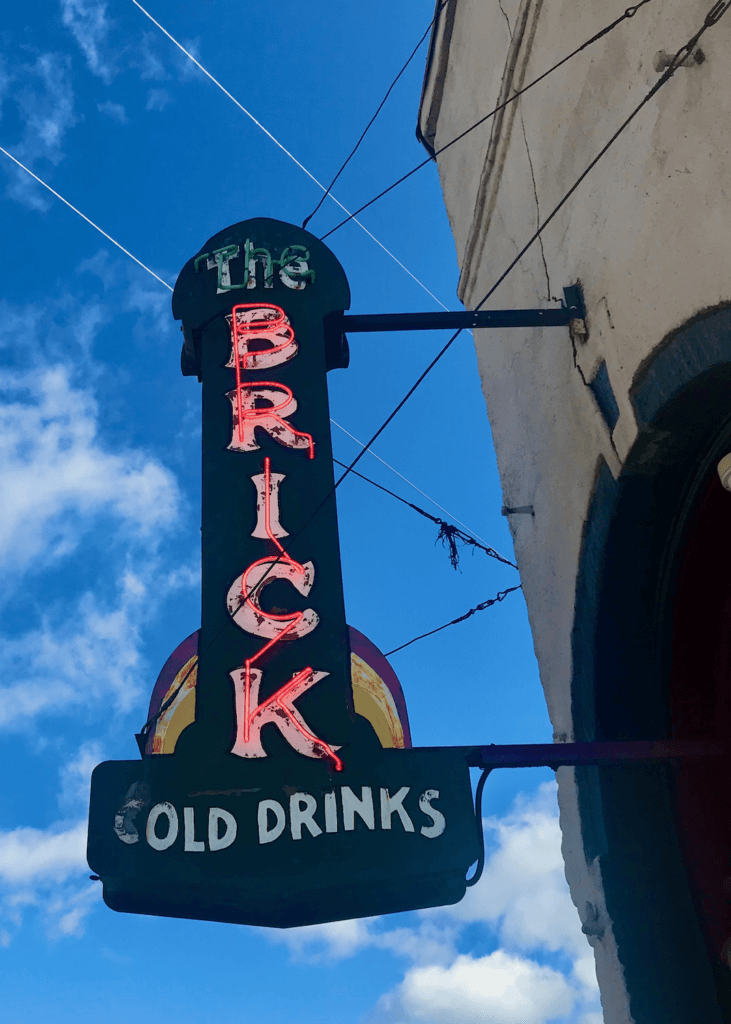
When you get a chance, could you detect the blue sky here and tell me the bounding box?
[0,2,602,1021]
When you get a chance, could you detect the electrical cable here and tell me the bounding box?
[465,767,491,887]
[0,146,469,548]
[302,1,449,230]
[333,457,517,569]
[131,0,448,312]
[320,0,656,241]
[330,416,502,553]
[0,144,174,291]
[139,2,731,737]
[139,463,518,744]
[328,1,731,490]
[384,584,522,657]
[15,3,724,748]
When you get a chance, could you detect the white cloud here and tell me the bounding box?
[389,950,575,1024]
[275,918,374,961]
[0,570,147,729]
[0,553,200,731]
[4,53,78,210]
[271,783,602,1024]
[59,741,104,810]
[0,364,179,573]
[447,782,589,959]
[48,884,100,937]
[0,819,99,941]
[0,288,195,732]
[269,917,457,967]
[61,0,115,83]
[124,276,175,336]
[134,33,167,81]
[97,99,127,123]
[0,821,87,885]
[145,87,170,111]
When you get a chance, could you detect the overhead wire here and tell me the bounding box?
[333,458,517,570]
[320,0,656,240]
[0,144,174,292]
[330,417,498,551]
[131,0,448,312]
[82,1,731,728]
[385,585,523,657]
[133,1,731,742]
[328,1,731,494]
[6,1,724,713]
[302,0,449,230]
[0,145,489,576]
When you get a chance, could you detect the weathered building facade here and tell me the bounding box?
[419,1,731,1020]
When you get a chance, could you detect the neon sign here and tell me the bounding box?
[87,217,481,930]
[227,448,343,770]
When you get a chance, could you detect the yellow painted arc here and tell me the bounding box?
[350,652,405,749]
[153,651,405,752]
[151,656,197,754]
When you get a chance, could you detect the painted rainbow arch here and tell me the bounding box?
[145,627,411,755]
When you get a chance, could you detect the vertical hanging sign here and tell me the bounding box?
[175,219,363,767]
[87,218,480,928]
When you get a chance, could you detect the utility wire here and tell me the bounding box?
[131,0,448,312]
[0,145,174,291]
[142,445,519,742]
[385,584,523,657]
[333,458,517,570]
[211,2,730,634]
[320,0,656,240]
[138,0,722,731]
[302,1,448,230]
[0,140,490,577]
[330,417,506,555]
[329,1,731,492]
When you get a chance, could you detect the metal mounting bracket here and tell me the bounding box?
[339,284,587,334]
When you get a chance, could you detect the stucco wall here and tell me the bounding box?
[419,1,731,1020]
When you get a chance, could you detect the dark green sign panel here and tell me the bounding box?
[89,748,477,927]
[87,218,480,927]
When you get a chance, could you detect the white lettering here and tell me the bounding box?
[208,807,237,851]
[380,787,414,832]
[341,786,375,831]
[289,792,322,840]
[278,246,314,290]
[230,666,340,763]
[419,790,446,838]
[201,245,239,294]
[146,802,178,851]
[250,470,288,539]
[226,385,313,456]
[183,807,206,851]
[245,245,275,289]
[226,306,298,371]
[258,799,286,844]
[324,791,338,833]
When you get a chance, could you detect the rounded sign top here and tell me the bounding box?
[173,217,350,329]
